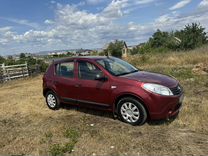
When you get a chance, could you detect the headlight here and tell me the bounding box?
[142,83,173,96]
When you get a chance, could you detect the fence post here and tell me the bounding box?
[2,63,5,82]
[25,61,29,76]
[0,64,2,83]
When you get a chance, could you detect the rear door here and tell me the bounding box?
[75,60,112,109]
[53,61,78,104]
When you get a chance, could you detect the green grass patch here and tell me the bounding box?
[49,142,75,156]
[49,128,80,156]
[64,128,79,141]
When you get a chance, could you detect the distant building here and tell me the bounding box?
[48,51,68,56]
[122,41,128,58]
[76,49,93,56]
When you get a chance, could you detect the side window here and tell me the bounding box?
[78,61,103,80]
[55,62,74,78]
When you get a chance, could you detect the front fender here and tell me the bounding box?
[110,85,151,113]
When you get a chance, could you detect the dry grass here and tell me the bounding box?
[0,46,208,155]
[127,45,208,67]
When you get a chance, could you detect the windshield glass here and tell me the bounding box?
[96,57,138,76]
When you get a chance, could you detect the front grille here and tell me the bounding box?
[170,85,182,95]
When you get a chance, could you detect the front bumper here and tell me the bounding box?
[147,92,184,120]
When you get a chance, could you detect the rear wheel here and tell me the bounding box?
[117,97,147,126]
[46,91,60,110]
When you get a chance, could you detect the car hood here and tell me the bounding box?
[121,71,178,88]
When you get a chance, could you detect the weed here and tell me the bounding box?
[49,144,64,156]
[64,128,79,142]
[45,131,53,139]
[49,129,79,156]
[49,141,77,156]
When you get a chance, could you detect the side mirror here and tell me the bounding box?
[95,73,108,82]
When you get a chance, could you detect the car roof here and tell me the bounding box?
[52,56,113,64]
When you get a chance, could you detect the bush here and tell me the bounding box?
[0,56,5,64]
[105,40,124,58]
[130,46,140,55]
[175,23,208,50]
[36,60,49,72]
[149,29,170,48]
[139,42,152,54]
[140,23,208,54]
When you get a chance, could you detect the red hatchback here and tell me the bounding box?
[43,56,184,125]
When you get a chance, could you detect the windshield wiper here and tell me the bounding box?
[116,70,138,76]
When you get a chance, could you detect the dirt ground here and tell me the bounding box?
[0,73,207,156]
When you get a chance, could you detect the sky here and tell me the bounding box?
[0,0,208,55]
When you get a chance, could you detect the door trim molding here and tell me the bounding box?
[62,97,110,108]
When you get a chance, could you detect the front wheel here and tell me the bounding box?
[117,97,147,126]
[46,91,60,110]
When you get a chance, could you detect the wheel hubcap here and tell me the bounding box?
[121,102,140,123]
[47,94,56,108]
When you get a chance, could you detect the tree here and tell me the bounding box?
[6,56,15,65]
[0,56,5,64]
[27,56,37,66]
[130,46,139,55]
[149,29,170,48]
[20,53,26,59]
[139,42,153,54]
[36,60,48,72]
[175,23,207,50]
[106,40,124,58]
[139,23,207,53]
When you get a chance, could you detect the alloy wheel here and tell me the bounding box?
[120,102,140,123]
[47,94,56,108]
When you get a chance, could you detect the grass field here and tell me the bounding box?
[0,47,208,155]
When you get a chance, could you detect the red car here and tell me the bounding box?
[43,56,184,125]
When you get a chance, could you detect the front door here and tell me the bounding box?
[76,60,112,109]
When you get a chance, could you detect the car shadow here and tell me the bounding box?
[61,104,115,119]
[61,103,179,126]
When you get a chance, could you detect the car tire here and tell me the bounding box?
[117,97,147,126]
[45,91,60,110]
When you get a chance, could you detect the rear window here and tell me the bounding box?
[55,62,74,78]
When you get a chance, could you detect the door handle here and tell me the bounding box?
[75,84,82,88]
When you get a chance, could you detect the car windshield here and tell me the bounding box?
[96,57,138,76]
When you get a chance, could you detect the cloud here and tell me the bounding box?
[136,0,155,5]
[50,0,56,4]
[0,26,12,33]
[0,27,16,46]
[169,0,192,10]
[102,0,156,18]
[44,19,55,24]
[0,17,40,29]
[56,4,108,28]
[102,0,128,18]
[86,0,104,5]
[198,0,208,7]
[1,0,208,55]
[198,0,208,10]
[154,10,208,32]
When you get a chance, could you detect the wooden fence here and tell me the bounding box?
[0,63,29,83]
